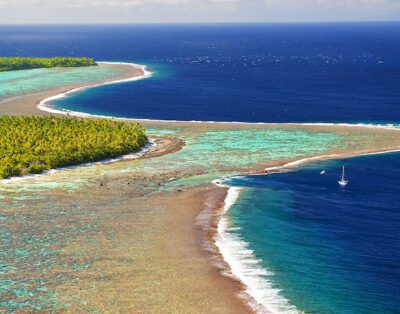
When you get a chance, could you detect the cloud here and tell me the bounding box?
[263,0,391,8]
[0,0,244,8]
[0,0,193,8]
[0,0,394,9]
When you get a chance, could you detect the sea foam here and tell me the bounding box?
[37,62,153,117]
[214,183,302,314]
[37,70,400,134]
[264,148,400,173]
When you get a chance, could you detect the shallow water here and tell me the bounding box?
[0,64,128,101]
[0,193,96,311]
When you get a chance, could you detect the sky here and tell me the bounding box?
[0,0,399,24]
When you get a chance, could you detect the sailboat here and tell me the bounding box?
[338,166,348,187]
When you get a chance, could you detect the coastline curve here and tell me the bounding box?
[37,62,153,116]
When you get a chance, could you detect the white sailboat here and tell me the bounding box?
[338,166,348,187]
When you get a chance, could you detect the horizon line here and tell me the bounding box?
[1,20,400,26]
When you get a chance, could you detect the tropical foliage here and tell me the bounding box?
[0,116,147,178]
[0,57,97,72]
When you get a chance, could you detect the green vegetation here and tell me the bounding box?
[0,116,147,179]
[0,57,97,72]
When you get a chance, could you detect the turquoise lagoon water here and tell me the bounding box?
[0,126,343,191]
[0,64,128,101]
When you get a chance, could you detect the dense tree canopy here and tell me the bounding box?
[0,116,147,179]
[0,57,97,72]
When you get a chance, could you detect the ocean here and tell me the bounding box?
[1,23,399,312]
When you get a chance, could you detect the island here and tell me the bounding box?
[0,57,97,72]
[0,115,147,178]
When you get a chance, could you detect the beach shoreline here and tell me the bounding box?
[0,62,147,116]
[2,62,400,313]
[0,136,185,185]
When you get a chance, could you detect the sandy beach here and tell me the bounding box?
[2,62,400,313]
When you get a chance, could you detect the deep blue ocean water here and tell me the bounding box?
[1,24,399,312]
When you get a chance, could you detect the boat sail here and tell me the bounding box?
[338,166,348,187]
